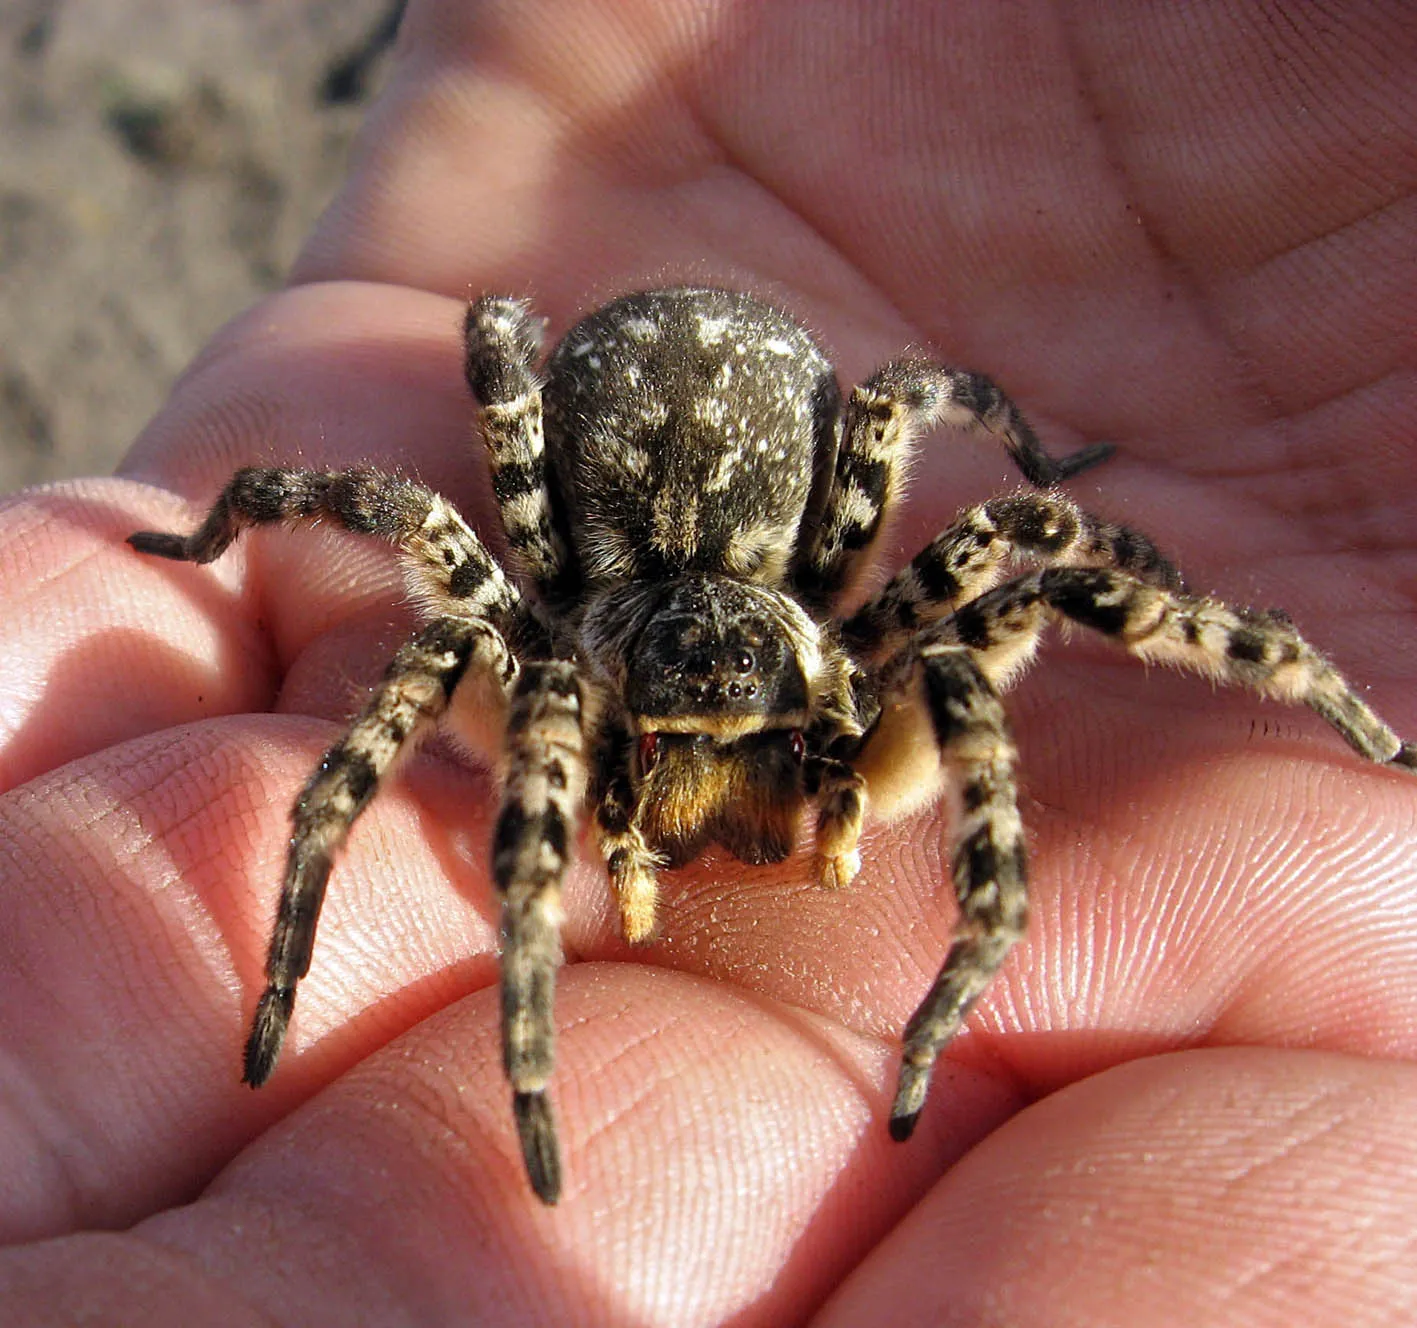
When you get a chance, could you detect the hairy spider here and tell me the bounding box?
[130,287,1416,1205]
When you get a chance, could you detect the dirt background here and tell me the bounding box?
[0,0,400,493]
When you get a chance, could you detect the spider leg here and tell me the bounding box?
[830,491,1178,873]
[128,467,530,635]
[852,642,1025,1139]
[950,566,1416,768]
[465,296,574,599]
[808,754,867,890]
[794,360,1112,608]
[243,616,511,1086]
[495,660,588,1206]
[593,744,664,944]
[844,490,1181,659]
[879,567,1414,1140]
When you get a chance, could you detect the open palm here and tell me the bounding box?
[2,2,1414,1323]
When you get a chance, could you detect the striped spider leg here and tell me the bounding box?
[128,466,548,1088]
[831,489,1415,1140]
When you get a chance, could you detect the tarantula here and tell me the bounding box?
[130,286,1416,1205]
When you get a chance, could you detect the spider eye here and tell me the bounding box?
[735,650,755,674]
[789,730,806,762]
[638,732,660,771]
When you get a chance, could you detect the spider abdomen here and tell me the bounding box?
[542,287,840,585]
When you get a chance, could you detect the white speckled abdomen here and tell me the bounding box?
[542,288,840,586]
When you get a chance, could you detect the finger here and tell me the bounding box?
[114,283,517,662]
[0,716,497,1242]
[0,965,1018,1325]
[119,282,482,507]
[1000,655,1417,1084]
[812,1047,1417,1327]
[7,658,1409,1249]
[0,480,274,792]
[0,469,415,792]
[20,283,500,740]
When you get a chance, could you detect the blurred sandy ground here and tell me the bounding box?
[0,0,400,492]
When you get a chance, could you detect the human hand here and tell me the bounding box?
[2,1,1415,1322]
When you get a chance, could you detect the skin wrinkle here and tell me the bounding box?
[1254,4,1413,209]
[0,1230,281,1328]
[1173,1084,1398,1312]
[0,1055,91,1240]
[1215,1080,1370,1189]
[1198,412,1397,485]
[659,44,911,345]
[568,1050,749,1230]
[1054,12,1414,493]
[714,971,893,1115]
[1242,362,1412,471]
[1237,191,1414,291]
[0,539,113,618]
[1057,23,1291,453]
[559,1006,679,1155]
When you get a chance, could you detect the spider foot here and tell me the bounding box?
[242,985,295,1087]
[513,1089,562,1205]
[127,530,192,560]
[888,1058,933,1141]
[1039,440,1115,483]
[816,848,861,891]
[613,857,660,945]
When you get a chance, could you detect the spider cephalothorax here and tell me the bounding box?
[130,286,1416,1205]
